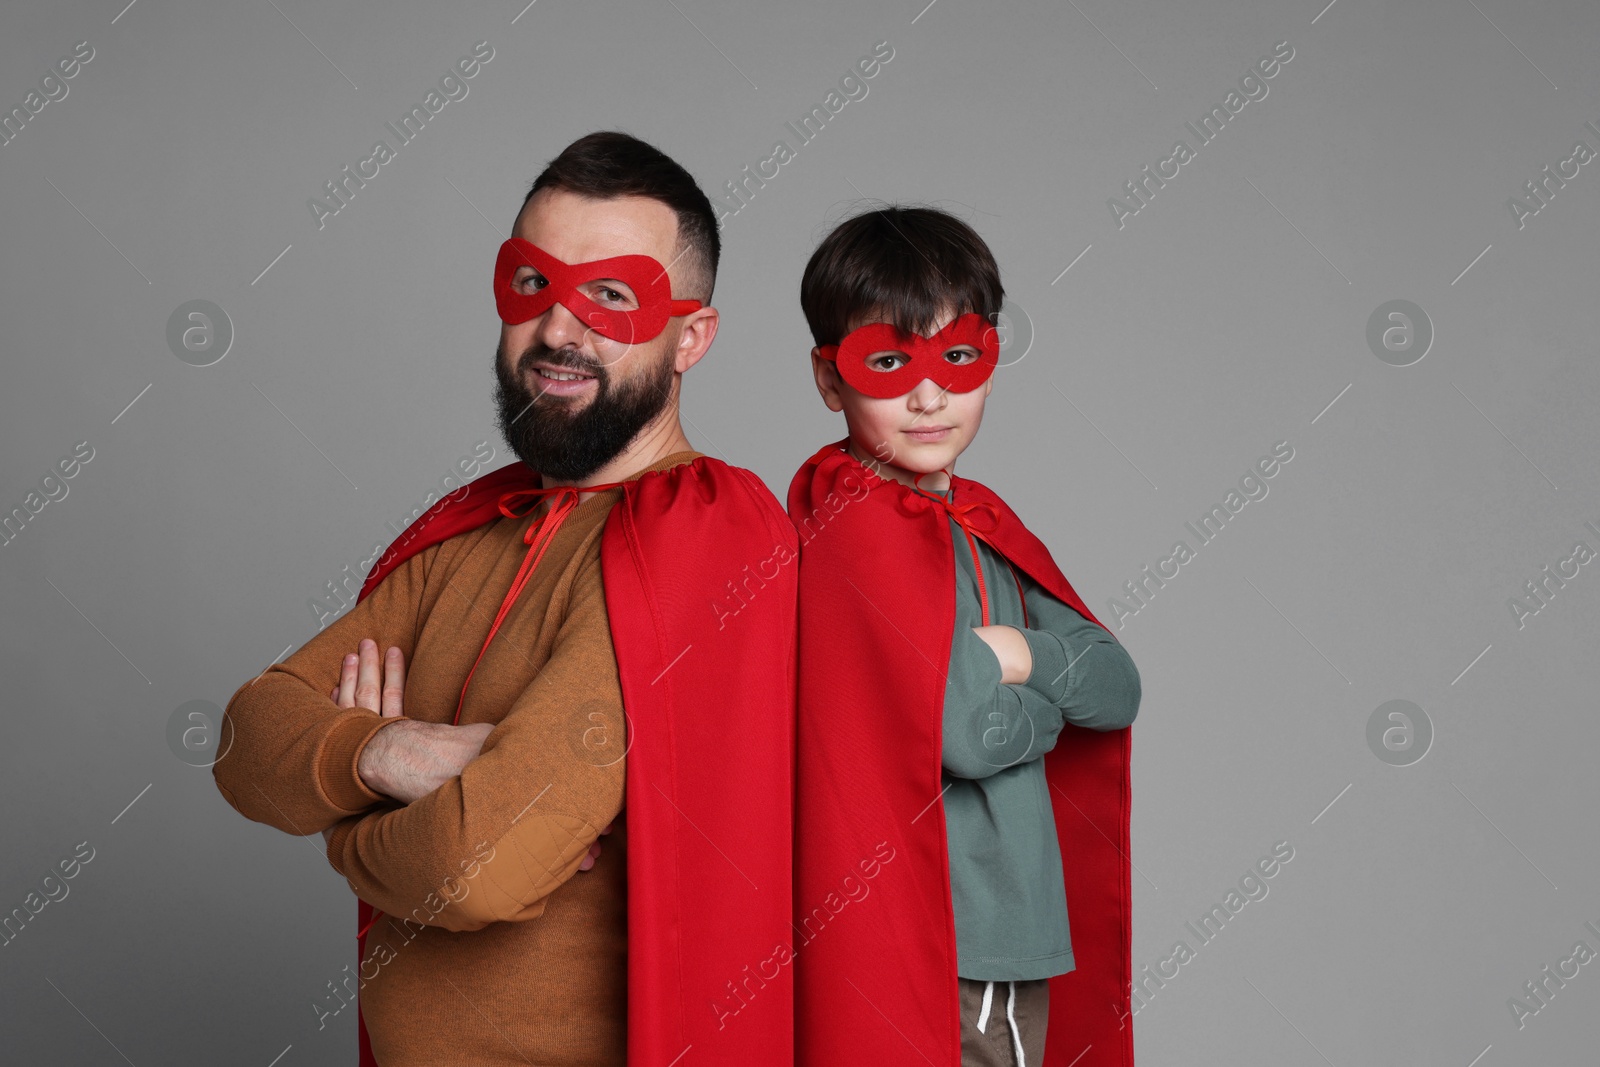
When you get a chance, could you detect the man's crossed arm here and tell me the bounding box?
[216,545,619,931]
[319,638,607,876]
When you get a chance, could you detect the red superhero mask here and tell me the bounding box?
[817,313,999,399]
[493,237,703,344]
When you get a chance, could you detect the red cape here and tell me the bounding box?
[787,440,1134,1066]
[352,455,796,1066]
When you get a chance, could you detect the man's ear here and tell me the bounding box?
[811,348,845,412]
[673,306,719,373]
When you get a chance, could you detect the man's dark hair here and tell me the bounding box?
[522,131,720,304]
[799,206,1004,347]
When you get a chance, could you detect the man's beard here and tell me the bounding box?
[493,340,675,483]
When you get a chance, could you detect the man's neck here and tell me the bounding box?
[543,412,699,502]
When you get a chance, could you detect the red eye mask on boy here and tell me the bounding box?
[817,313,999,399]
[493,237,703,344]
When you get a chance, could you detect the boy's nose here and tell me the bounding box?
[907,378,949,410]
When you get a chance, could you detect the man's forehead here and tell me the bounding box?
[512,189,680,268]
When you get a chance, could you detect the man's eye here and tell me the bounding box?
[517,272,548,292]
[584,283,635,307]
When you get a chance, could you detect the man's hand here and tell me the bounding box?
[320,638,609,870]
[324,638,492,805]
[329,637,407,717]
[577,822,613,872]
[356,718,494,805]
[973,625,1033,686]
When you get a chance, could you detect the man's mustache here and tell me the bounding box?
[518,346,606,380]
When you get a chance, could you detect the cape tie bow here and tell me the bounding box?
[906,471,1027,629]
[453,479,629,725]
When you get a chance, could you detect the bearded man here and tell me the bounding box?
[215,131,795,1067]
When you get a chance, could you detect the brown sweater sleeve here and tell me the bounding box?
[323,546,626,932]
[213,546,436,834]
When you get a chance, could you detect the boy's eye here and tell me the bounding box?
[943,347,979,366]
[867,351,908,372]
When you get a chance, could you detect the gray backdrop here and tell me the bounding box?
[3,0,1598,1063]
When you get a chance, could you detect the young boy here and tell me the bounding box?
[787,207,1142,1067]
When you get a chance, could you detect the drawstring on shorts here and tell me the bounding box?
[974,979,1027,1067]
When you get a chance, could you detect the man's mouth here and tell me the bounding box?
[533,361,597,379]
[529,361,600,394]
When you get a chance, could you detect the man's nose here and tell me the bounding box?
[532,299,590,352]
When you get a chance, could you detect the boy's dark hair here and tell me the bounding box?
[799,206,1004,347]
[523,130,720,303]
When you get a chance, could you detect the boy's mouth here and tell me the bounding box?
[903,425,953,442]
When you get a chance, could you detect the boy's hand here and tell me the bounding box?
[973,625,1033,686]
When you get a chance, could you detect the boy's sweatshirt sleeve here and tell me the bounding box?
[942,605,1070,780]
[1016,579,1141,730]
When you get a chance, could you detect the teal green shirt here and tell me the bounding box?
[933,493,1141,981]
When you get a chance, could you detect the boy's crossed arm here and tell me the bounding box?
[1017,580,1141,732]
[943,621,1067,779]
[943,582,1142,779]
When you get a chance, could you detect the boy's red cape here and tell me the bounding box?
[350,456,796,1066]
[787,440,1134,1067]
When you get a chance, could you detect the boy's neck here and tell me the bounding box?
[845,438,953,492]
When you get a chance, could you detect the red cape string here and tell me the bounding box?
[908,468,1027,628]
[451,480,627,726]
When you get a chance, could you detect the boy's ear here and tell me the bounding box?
[811,348,845,412]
